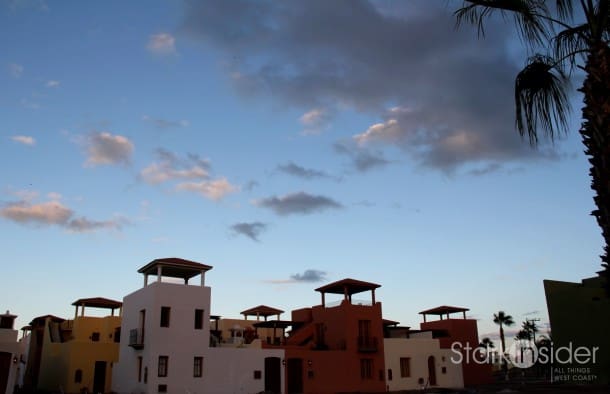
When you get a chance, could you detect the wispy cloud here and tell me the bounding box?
[0,198,127,233]
[9,63,23,78]
[255,191,342,216]
[277,162,337,181]
[300,108,331,135]
[147,32,176,55]
[291,269,327,282]
[142,115,189,129]
[334,141,391,173]
[141,149,237,200]
[266,269,328,284]
[11,135,35,146]
[243,180,259,191]
[140,149,209,184]
[176,178,237,200]
[45,80,60,88]
[85,132,134,166]
[230,221,267,242]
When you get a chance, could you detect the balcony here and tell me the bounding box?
[357,336,378,353]
[129,328,144,349]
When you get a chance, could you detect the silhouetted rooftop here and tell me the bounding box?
[252,320,293,329]
[315,278,381,295]
[71,297,122,309]
[241,305,284,317]
[419,305,469,315]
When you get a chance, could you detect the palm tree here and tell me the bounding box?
[522,319,539,342]
[479,337,496,349]
[493,311,515,355]
[454,1,610,290]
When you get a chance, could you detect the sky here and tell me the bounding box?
[0,0,603,341]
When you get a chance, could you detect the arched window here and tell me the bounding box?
[74,369,83,383]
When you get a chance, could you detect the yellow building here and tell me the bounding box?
[26,297,122,393]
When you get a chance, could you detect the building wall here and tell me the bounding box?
[36,315,121,394]
[384,337,463,391]
[112,280,285,394]
[280,300,386,393]
[544,277,610,384]
[0,328,23,394]
[420,318,493,386]
[113,281,212,394]
[212,318,283,346]
[204,347,284,394]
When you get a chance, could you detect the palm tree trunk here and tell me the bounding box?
[500,324,505,354]
[579,43,610,292]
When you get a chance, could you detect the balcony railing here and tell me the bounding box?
[129,328,144,349]
[357,336,378,352]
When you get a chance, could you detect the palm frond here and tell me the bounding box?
[455,3,495,37]
[555,0,574,21]
[553,23,590,70]
[457,0,551,45]
[515,55,571,145]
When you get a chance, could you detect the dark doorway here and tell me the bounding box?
[286,358,303,394]
[0,352,11,394]
[427,356,437,386]
[264,357,281,393]
[93,361,107,393]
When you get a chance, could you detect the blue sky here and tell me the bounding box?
[1,0,602,340]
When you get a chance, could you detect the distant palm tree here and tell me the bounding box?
[454,1,610,290]
[479,337,495,349]
[493,311,515,355]
[522,320,539,342]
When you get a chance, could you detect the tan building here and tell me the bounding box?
[23,298,122,393]
[210,305,285,347]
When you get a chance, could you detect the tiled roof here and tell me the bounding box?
[241,305,284,317]
[419,305,469,315]
[315,278,381,295]
[71,297,122,309]
[138,257,213,279]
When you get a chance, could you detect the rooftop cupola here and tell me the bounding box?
[138,257,213,287]
[315,278,381,307]
[0,310,17,330]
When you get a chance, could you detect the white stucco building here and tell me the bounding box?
[0,311,27,394]
[384,329,463,391]
[112,258,284,394]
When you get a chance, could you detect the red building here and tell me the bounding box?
[263,278,386,394]
[419,306,493,386]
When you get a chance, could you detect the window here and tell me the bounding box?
[194,357,203,378]
[253,370,262,380]
[388,369,393,381]
[160,307,170,327]
[158,356,168,377]
[400,357,411,378]
[91,332,100,342]
[360,358,373,380]
[114,327,121,343]
[74,369,82,383]
[158,384,167,393]
[137,357,143,382]
[194,309,204,330]
[442,366,447,374]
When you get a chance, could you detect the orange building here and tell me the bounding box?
[419,305,493,386]
[263,278,386,394]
